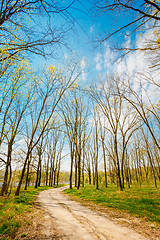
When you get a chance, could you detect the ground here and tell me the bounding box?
[13,186,160,240]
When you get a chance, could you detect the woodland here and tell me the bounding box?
[0,0,160,198]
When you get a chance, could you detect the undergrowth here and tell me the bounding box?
[0,185,62,239]
[65,183,160,224]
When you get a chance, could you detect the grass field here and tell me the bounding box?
[65,183,160,224]
[0,186,61,239]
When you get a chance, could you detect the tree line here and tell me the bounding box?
[0,71,159,195]
[0,0,160,195]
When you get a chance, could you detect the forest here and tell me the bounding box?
[0,0,159,197]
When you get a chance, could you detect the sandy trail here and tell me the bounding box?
[38,186,148,240]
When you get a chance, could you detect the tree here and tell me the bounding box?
[90,78,141,190]
[85,144,92,185]
[94,0,160,41]
[90,80,123,190]
[35,127,46,188]
[141,128,158,188]
[0,60,33,148]
[0,0,76,62]
[60,95,77,189]
[98,111,107,188]
[60,88,89,189]
[15,61,80,195]
[56,139,65,186]
[93,107,99,190]
[47,121,62,187]
[94,1,160,68]
[120,76,160,151]
[0,61,34,196]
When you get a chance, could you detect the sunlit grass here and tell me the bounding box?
[65,183,160,223]
[0,185,62,239]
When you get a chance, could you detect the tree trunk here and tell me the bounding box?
[25,158,31,190]
[114,135,123,191]
[46,155,49,186]
[35,155,41,188]
[95,161,98,190]
[147,147,157,188]
[15,152,30,195]
[5,162,12,194]
[57,158,61,186]
[77,154,81,190]
[69,148,74,189]
[92,158,95,185]
[38,156,42,187]
[1,145,12,196]
[49,157,52,186]
[75,152,77,187]
[88,168,91,184]
[102,141,107,188]
[82,151,85,187]
[1,162,9,196]
[53,169,56,185]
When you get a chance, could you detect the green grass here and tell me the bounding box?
[0,185,62,239]
[64,183,160,224]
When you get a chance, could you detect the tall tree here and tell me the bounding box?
[15,61,80,195]
[0,62,34,196]
[90,78,141,190]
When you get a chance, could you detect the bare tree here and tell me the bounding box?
[60,96,77,189]
[0,0,76,62]
[93,107,99,190]
[90,81,123,190]
[15,61,80,195]
[93,1,160,68]
[0,68,34,196]
[60,89,89,189]
[98,111,107,188]
[141,128,157,188]
[85,147,92,185]
[121,76,160,151]
[90,78,141,190]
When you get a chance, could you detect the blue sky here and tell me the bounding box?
[37,1,159,171]
[1,1,159,172]
[33,1,139,171]
[32,0,139,82]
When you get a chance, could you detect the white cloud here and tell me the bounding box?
[96,63,102,71]
[115,59,126,76]
[126,53,136,75]
[104,43,115,72]
[123,35,131,49]
[64,54,68,59]
[94,52,103,71]
[94,44,116,73]
[93,28,160,105]
[81,57,87,81]
[90,26,94,33]
[94,52,102,63]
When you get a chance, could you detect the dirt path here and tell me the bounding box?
[38,186,149,240]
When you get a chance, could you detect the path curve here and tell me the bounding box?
[38,186,148,240]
